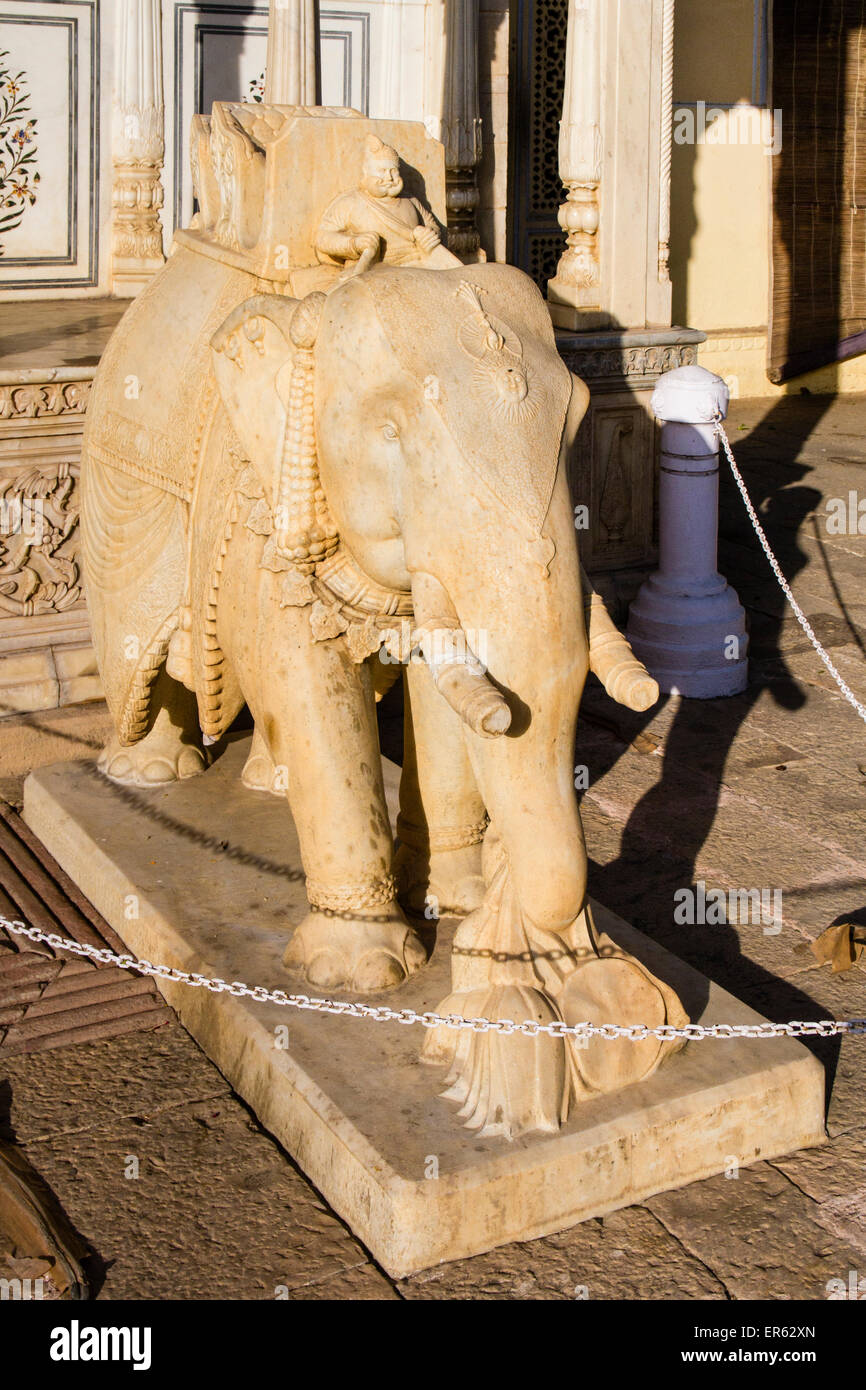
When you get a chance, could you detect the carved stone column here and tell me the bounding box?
[548,0,603,325]
[657,0,675,285]
[425,0,484,261]
[549,3,699,581]
[380,0,408,119]
[265,0,318,105]
[549,0,675,331]
[111,0,166,297]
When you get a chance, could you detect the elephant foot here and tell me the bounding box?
[283,907,428,993]
[241,730,285,796]
[98,733,208,787]
[394,842,485,918]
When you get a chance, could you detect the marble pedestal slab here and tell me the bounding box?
[23,736,826,1277]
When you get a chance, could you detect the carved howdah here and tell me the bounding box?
[81,105,687,1141]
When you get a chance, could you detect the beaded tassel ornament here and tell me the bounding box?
[274,291,340,573]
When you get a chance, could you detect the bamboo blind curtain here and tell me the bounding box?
[770,0,866,382]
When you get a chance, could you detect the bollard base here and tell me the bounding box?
[627,656,749,700]
[627,574,749,699]
[23,736,824,1277]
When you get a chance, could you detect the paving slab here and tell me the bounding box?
[646,1162,865,1301]
[771,1124,866,1206]
[25,1095,390,1300]
[400,1203,726,1300]
[0,704,113,811]
[1,1023,231,1146]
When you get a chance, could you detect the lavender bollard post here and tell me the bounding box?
[626,365,748,697]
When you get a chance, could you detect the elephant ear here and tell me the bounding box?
[211,294,300,502]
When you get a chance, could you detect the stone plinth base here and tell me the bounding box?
[23,737,826,1277]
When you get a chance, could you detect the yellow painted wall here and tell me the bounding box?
[670,0,866,396]
[671,129,770,333]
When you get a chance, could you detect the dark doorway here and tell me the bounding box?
[508,0,569,290]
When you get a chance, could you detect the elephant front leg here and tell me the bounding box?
[396,658,487,918]
[246,606,427,993]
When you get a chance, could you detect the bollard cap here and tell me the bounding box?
[651,365,730,425]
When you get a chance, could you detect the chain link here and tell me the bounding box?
[4,917,864,1042]
[715,415,866,726]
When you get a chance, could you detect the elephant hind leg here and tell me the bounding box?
[240,612,428,993]
[284,909,428,993]
[100,667,208,786]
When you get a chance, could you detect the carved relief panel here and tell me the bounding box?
[558,333,702,573]
[569,396,656,572]
[0,373,99,711]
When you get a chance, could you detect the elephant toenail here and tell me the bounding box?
[177,747,205,777]
[306,950,348,988]
[142,760,175,784]
[403,935,428,972]
[282,937,304,971]
[352,950,404,992]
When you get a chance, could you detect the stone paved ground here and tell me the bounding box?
[2,393,866,1299]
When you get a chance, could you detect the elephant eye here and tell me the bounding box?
[382,422,399,442]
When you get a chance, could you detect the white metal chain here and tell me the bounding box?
[3,917,863,1042]
[715,414,866,726]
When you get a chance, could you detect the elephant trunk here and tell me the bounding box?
[465,657,588,936]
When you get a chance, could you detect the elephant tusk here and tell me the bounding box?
[435,663,512,737]
[408,574,511,737]
[583,585,659,713]
[415,622,512,739]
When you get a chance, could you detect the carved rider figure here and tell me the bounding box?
[314,134,460,276]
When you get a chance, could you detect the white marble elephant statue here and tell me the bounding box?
[81,243,686,1136]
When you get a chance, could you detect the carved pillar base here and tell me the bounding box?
[548,0,674,332]
[548,0,603,327]
[556,327,706,574]
[548,296,611,333]
[111,0,166,297]
[424,0,484,263]
[548,179,606,330]
[445,168,484,261]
